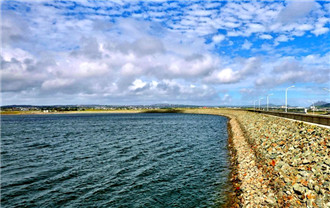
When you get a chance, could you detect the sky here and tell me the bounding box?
[1,0,330,106]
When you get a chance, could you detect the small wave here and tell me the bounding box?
[27,142,52,149]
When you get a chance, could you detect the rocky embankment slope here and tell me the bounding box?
[184,109,330,207]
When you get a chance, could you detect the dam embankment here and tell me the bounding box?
[183,109,330,207]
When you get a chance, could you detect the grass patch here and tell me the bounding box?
[0,111,41,115]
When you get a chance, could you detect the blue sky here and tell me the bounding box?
[1,0,329,106]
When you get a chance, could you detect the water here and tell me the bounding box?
[1,113,231,207]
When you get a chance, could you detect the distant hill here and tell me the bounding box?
[266,103,282,107]
[319,103,330,108]
[311,101,330,108]
[150,103,200,108]
[1,105,35,108]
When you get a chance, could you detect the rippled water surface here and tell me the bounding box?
[1,113,230,207]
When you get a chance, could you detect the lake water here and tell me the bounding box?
[1,113,230,207]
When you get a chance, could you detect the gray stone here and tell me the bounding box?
[299,171,309,178]
[270,153,278,159]
[284,177,291,183]
[326,202,330,208]
[324,158,330,166]
[314,185,320,194]
[324,182,330,191]
[302,158,310,164]
[315,196,324,207]
[265,195,276,205]
[293,183,305,195]
[308,180,314,190]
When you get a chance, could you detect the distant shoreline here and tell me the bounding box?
[0,110,145,115]
[0,108,193,115]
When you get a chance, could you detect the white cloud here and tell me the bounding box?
[221,93,232,104]
[132,37,165,56]
[212,34,225,43]
[42,79,75,90]
[227,31,243,37]
[277,0,317,23]
[302,52,330,66]
[255,57,330,88]
[222,21,241,28]
[204,68,240,84]
[275,35,289,42]
[274,35,291,46]
[259,34,273,39]
[188,9,214,17]
[121,63,142,76]
[166,54,217,78]
[240,88,253,95]
[240,57,260,76]
[297,24,313,31]
[247,23,265,33]
[242,40,252,50]
[76,62,109,78]
[129,79,147,91]
[312,27,329,36]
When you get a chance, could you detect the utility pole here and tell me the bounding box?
[259,98,263,110]
[267,93,273,111]
[285,85,295,112]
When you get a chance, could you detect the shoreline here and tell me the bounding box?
[183,109,277,207]
[177,109,329,207]
[224,113,277,207]
[0,110,145,115]
[225,116,242,207]
[0,108,188,115]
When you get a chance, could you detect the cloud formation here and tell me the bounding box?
[1,0,329,106]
